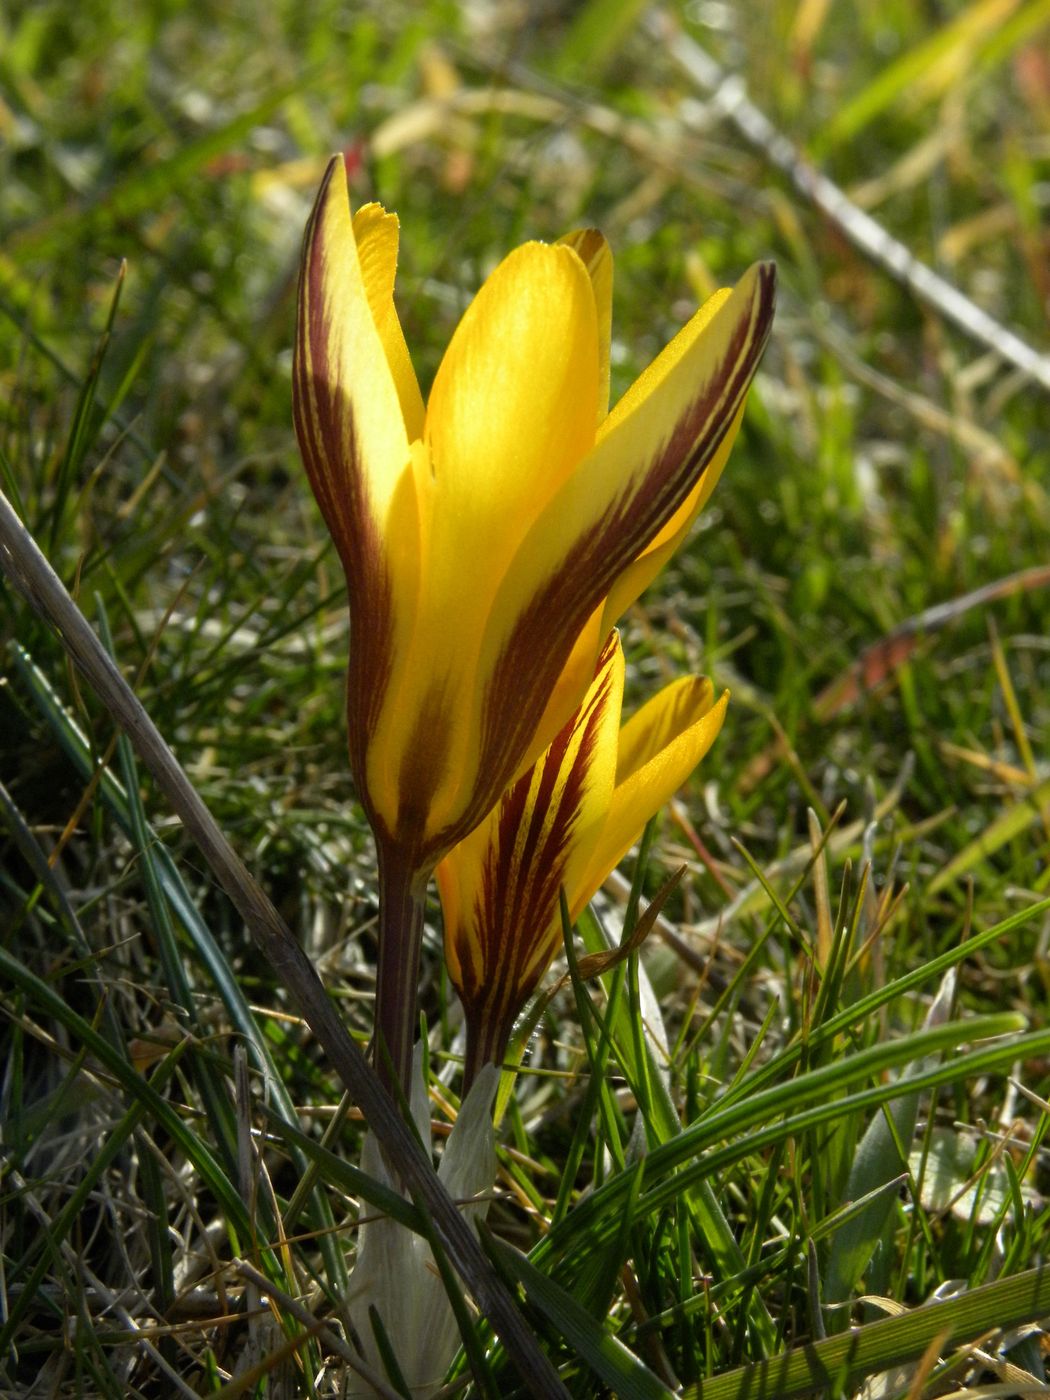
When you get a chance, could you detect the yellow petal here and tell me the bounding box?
[423,240,599,609]
[370,240,602,844]
[523,602,607,774]
[598,286,733,439]
[592,286,742,629]
[473,263,774,829]
[352,203,426,440]
[559,228,612,421]
[294,158,422,823]
[597,402,745,637]
[615,675,719,785]
[440,634,624,1068]
[293,156,413,562]
[571,682,729,915]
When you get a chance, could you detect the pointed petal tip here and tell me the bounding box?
[732,257,776,314]
[713,257,776,390]
[302,156,347,264]
[318,151,343,197]
[751,258,777,329]
[559,226,608,258]
[310,152,371,229]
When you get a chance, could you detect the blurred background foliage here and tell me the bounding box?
[1,0,1049,1392]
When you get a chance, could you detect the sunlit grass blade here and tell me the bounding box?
[715,896,1050,1111]
[634,1023,1047,1222]
[6,81,308,262]
[12,638,288,1094]
[576,892,779,1352]
[46,263,125,553]
[552,0,651,77]
[823,969,956,1312]
[98,595,243,1169]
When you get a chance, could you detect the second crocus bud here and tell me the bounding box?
[437,631,728,1083]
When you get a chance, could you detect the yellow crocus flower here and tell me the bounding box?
[437,631,728,1082]
[293,154,771,1086]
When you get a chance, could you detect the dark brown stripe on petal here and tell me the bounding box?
[292,161,396,809]
[472,263,776,827]
[393,679,455,858]
[559,228,606,277]
[455,643,618,1065]
[293,162,359,572]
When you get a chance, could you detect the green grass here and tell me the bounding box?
[2,0,1050,1394]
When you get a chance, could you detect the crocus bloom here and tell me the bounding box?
[437,631,728,1081]
[293,154,772,1087]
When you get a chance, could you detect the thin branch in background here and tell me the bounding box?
[653,10,1050,396]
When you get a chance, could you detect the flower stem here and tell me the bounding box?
[463,1016,504,1093]
[373,847,427,1095]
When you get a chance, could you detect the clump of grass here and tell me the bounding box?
[2,0,1049,1394]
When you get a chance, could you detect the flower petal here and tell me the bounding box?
[598,286,734,438]
[589,286,746,628]
[423,240,600,607]
[597,402,745,637]
[371,240,602,845]
[615,674,718,784]
[293,156,413,569]
[525,602,607,770]
[351,202,426,440]
[571,681,729,914]
[440,634,624,1070]
[559,228,612,421]
[293,156,421,801]
[472,262,774,831]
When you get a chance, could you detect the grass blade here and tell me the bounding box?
[681,1263,1050,1399]
[487,1233,675,1400]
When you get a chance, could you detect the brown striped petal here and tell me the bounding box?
[559,228,613,421]
[293,156,414,572]
[293,157,422,820]
[361,239,601,855]
[466,262,775,838]
[572,679,729,915]
[439,634,623,1075]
